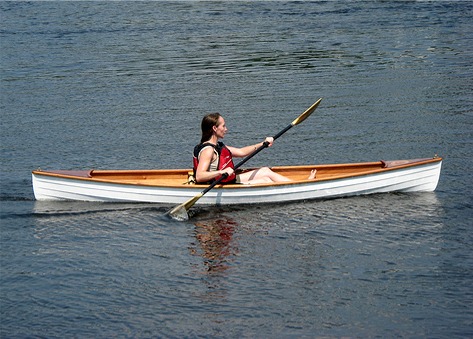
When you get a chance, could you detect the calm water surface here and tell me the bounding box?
[1,1,472,337]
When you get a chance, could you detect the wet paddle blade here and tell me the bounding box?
[167,193,203,221]
[291,98,322,126]
[167,205,189,221]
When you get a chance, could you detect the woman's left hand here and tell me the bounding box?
[265,137,274,147]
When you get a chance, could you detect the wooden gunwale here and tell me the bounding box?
[32,157,442,189]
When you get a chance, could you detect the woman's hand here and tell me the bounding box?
[264,137,274,147]
[220,167,234,177]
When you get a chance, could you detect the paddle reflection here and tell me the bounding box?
[191,215,238,274]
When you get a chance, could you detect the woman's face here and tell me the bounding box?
[213,116,228,138]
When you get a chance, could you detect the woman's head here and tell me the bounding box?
[200,113,226,143]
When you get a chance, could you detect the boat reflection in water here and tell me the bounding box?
[190,215,239,274]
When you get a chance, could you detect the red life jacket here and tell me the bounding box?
[193,141,236,184]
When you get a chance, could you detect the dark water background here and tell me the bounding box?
[1,1,472,337]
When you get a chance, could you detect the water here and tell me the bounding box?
[1,1,472,337]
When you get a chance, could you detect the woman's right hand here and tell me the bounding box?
[220,167,234,177]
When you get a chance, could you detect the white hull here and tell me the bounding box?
[32,159,442,205]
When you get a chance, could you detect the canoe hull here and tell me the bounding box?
[32,158,442,205]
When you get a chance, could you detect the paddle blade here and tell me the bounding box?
[167,193,203,221]
[167,205,189,221]
[291,98,322,126]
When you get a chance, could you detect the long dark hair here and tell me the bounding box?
[200,112,221,143]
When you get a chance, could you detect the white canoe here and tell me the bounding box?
[32,157,442,205]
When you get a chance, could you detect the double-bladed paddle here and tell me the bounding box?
[168,98,322,221]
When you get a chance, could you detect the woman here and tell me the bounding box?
[193,113,316,184]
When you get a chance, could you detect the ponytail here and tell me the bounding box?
[200,113,221,143]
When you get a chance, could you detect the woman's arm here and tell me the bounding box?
[227,137,274,158]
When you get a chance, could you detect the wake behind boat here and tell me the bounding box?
[32,156,442,205]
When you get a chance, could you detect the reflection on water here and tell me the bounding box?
[190,215,238,274]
